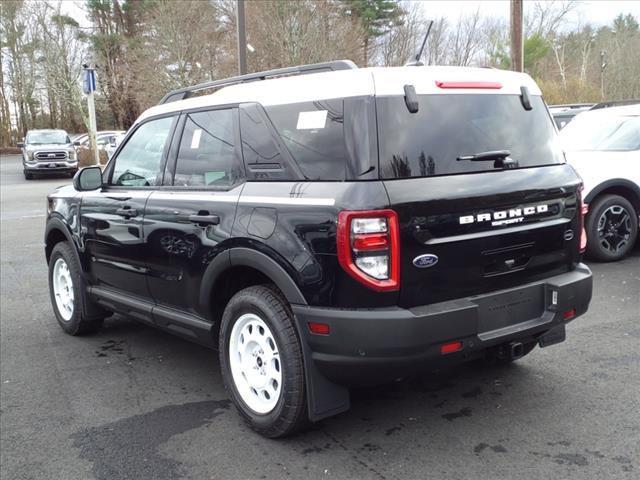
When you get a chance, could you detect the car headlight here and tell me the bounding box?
[68,150,76,160]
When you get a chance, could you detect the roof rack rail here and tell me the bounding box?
[590,99,640,110]
[158,59,358,105]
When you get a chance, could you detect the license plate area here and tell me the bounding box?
[475,284,545,333]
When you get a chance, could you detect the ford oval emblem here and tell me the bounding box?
[413,254,438,268]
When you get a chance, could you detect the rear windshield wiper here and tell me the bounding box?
[457,150,518,169]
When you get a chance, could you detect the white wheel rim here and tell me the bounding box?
[229,313,282,414]
[52,258,74,321]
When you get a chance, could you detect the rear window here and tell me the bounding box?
[377,94,563,179]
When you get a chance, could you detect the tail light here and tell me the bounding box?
[579,187,588,253]
[337,210,400,292]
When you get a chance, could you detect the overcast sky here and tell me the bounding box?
[61,0,640,29]
[414,0,640,28]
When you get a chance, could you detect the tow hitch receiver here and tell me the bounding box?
[509,341,524,360]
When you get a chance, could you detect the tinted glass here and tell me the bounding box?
[239,104,299,181]
[174,109,243,187]
[377,95,563,179]
[111,116,174,186]
[560,115,640,151]
[265,99,348,180]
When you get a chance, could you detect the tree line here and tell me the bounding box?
[1,0,639,148]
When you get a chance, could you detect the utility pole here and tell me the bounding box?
[600,50,607,100]
[236,0,247,75]
[82,65,99,166]
[510,0,524,72]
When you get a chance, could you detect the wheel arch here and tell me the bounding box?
[45,217,76,264]
[200,247,308,329]
[585,179,640,221]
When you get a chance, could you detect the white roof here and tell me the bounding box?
[573,103,640,121]
[137,66,542,124]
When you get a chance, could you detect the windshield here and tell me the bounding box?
[377,94,563,179]
[26,131,70,145]
[560,114,640,151]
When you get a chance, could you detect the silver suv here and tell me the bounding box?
[18,129,78,180]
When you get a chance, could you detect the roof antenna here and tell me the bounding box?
[406,20,434,67]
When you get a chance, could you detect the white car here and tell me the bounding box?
[105,132,126,159]
[561,104,640,261]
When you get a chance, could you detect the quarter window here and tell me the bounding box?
[265,99,348,180]
[111,116,174,186]
[173,109,243,188]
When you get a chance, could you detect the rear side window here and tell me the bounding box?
[265,99,348,180]
[173,109,244,188]
[377,95,563,179]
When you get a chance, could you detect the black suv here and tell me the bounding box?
[45,61,593,437]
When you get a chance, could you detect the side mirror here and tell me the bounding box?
[17,142,24,148]
[73,166,103,191]
[73,141,81,147]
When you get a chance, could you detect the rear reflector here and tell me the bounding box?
[435,81,502,89]
[352,233,389,251]
[441,341,463,354]
[580,203,589,253]
[308,322,330,335]
[563,308,576,320]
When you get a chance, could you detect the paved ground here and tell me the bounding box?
[1,153,638,480]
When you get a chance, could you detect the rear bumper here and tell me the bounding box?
[293,264,592,386]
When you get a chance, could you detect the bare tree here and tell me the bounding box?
[449,9,483,66]
[375,2,425,66]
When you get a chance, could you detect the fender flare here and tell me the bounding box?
[199,247,308,311]
[45,216,78,263]
[584,178,640,208]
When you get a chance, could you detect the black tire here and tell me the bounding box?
[586,194,638,262]
[48,242,104,335]
[24,172,33,180]
[485,341,537,365]
[219,285,307,438]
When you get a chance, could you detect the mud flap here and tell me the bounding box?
[293,312,350,422]
[539,324,566,347]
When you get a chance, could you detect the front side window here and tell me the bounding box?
[173,109,243,188]
[111,116,174,186]
[377,94,564,179]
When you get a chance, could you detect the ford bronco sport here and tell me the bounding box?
[45,60,593,437]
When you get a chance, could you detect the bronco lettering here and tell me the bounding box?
[459,204,549,225]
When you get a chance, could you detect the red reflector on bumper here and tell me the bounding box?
[563,308,576,320]
[308,322,330,335]
[441,341,463,354]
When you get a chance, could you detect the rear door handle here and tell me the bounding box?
[189,214,220,226]
[116,207,138,217]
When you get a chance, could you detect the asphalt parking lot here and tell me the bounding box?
[1,153,638,480]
